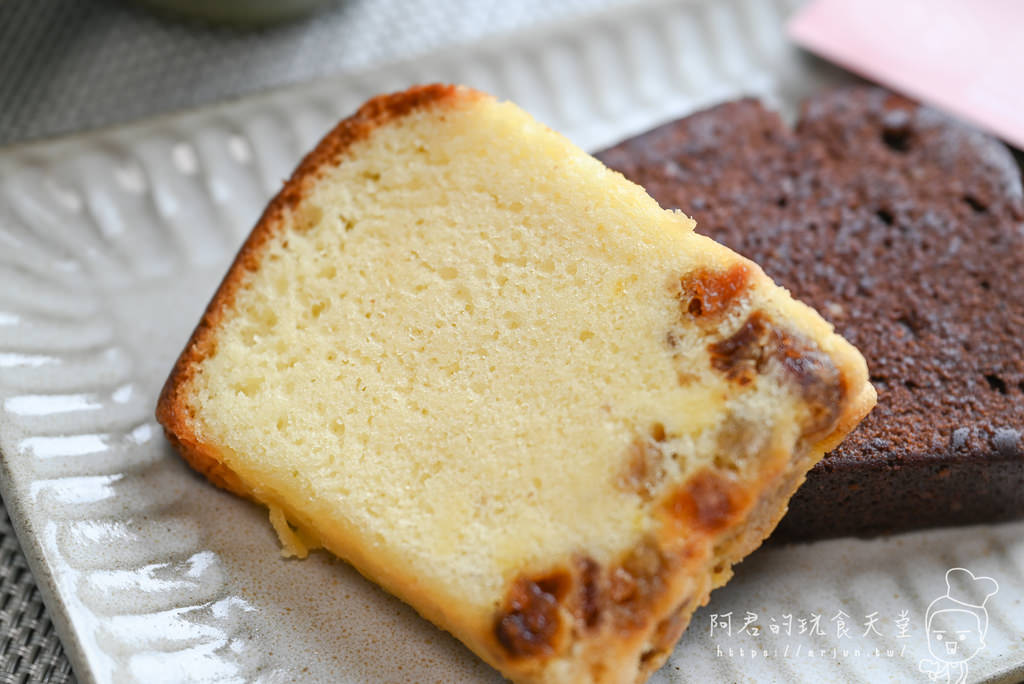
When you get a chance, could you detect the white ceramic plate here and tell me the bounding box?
[1,0,1022,682]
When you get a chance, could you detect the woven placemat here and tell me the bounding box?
[0,0,629,147]
[0,506,75,684]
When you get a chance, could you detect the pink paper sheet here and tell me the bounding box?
[788,0,1024,150]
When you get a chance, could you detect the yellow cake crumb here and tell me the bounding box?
[157,85,874,684]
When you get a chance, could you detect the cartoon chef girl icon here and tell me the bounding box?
[919,568,999,684]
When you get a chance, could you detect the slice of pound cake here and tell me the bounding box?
[157,85,874,683]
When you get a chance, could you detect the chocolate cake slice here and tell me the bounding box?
[597,86,1024,540]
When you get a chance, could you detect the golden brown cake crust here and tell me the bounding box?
[156,85,875,684]
[156,84,471,502]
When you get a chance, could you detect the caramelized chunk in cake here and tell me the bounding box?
[597,87,1024,540]
[157,85,874,683]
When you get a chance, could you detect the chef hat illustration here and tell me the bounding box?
[925,568,999,633]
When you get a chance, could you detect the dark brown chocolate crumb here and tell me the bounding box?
[598,86,1024,539]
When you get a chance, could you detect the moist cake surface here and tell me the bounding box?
[158,85,873,683]
[598,86,1024,540]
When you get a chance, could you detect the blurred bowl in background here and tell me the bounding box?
[132,0,335,25]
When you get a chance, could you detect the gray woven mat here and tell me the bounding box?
[0,0,629,147]
[0,507,74,684]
